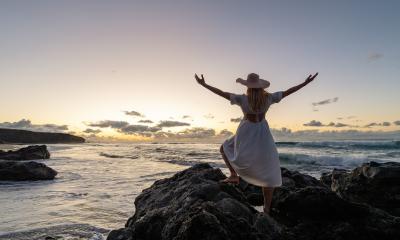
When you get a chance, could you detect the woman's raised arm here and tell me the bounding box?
[195,73,230,100]
[282,72,318,98]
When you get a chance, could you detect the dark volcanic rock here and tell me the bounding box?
[108,163,400,240]
[0,128,85,144]
[238,167,326,206]
[328,161,400,216]
[0,160,57,181]
[107,163,284,240]
[0,145,50,160]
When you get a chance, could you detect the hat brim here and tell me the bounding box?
[236,78,270,88]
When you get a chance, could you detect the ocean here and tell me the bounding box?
[1,140,399,239]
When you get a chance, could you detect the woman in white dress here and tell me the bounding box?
[195,72,318,213]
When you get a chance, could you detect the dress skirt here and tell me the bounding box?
[222,119,282,187]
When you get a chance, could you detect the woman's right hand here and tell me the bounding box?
[195,73,205,85]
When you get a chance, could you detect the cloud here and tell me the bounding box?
[124,110,144,117]
[138,119,153,123]
[364,122,391,128]
[312,97,338,107]
[154,127,216,139]
[394,120,400,126]
[334,122,348,127]
[230,117,242,123]
[83,128,102,134]
[182,115,192,119]
[218,129,234,137]
[304,120,352,128]
[271,128,400,141]
[157,120,190,128]
[0,119,69,132]
[368,52,384,62]
[87,120,129,128]
[119,125,161,135]
[203,113,215,119]
[303,120,324,127]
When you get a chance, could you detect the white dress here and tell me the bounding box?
[222,91,284,187]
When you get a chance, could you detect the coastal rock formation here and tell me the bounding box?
[0,160,57,181]
[323,161,400,216]
[238,167,326,206]
[0,128,85,144]
[0,145,50,160]
[107,163,400,240]
[108,163,283,240]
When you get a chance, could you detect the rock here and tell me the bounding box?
[107,163,284,240]
[0,128,85,144]
[0,160,57,181]
[320,168,348,186]
[108,163,400,240]
[238,167,326,206]
[272,184,400,240]
[0,145,50,160]
[329,161,400,216]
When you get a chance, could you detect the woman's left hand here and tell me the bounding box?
[305,72,318,84]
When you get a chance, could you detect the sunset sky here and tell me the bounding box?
[1,0,399,141]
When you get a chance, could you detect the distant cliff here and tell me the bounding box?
[0,128,85,144]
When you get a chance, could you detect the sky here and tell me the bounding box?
[1,0,399,142]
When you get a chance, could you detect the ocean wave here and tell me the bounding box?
[0,223,109,240]
[277,140,400,150]
[278,152,383,168]
[99,152,139,159]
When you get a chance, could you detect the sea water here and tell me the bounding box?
[0,141,399,239]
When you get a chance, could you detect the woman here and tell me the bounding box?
[195,72,318,214]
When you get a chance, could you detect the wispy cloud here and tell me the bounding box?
[364,122,391,128]
[368,52,384,62]
[87,120,129,129]
[83,128,102,134]
[119,125,161,135]
[303,120,324,127]
[0,119,68,132]
[304,120,352,128]
[124,110,144,117]
[138,119,153,123]
[156,120,190,128]
[203,113,215,119]
[230,117,242,123]
[312,97,338,107]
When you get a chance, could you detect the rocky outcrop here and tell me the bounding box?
[322,161,400,216]
[107,163,400,240]
[0,145,50,160]
[0,128,85,144]
[108,163,284,240]
[0,160,57,181]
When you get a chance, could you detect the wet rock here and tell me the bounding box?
[107,163,284,240]
[238,167,326,206]
[272,184,400,240]
[330,161,400,216]
[108,163,400,240]
[0,145,50,160]
[0,160,57,181]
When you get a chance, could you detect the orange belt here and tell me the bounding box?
[244,112,266,122]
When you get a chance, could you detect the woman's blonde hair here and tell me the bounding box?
[247,88,268,112]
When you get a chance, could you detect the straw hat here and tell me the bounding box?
[236,73,270,88]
